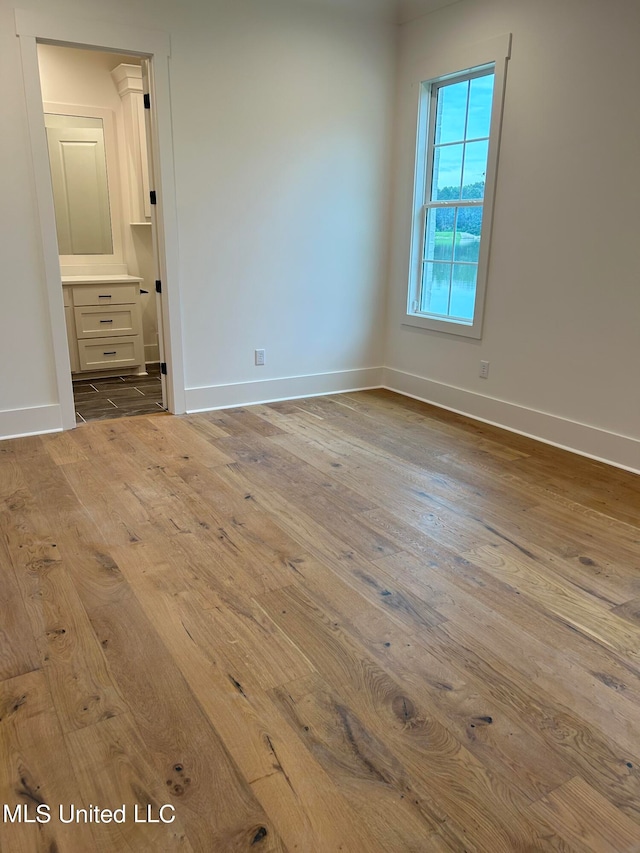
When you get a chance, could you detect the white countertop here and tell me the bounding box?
[61,274,143,284]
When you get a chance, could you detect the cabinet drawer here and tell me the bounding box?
[63,287,71,308]
[78,336,143,371]
[74,305,142,339]
[72,283,138,306]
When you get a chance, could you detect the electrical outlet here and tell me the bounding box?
[479,360,490,379]
[255,348,266,366]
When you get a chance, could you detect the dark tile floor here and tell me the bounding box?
[74,364,164,423]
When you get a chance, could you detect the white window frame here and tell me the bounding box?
[405,34,511,339]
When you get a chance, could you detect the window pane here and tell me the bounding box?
[409,63,503,330]
[421,262,451,315]
[461,139,489,197]
[434,80,468,145]
[450,263,477,320]
[432,143,463,200]
[467,74,494,140]
[424,207,455,261]
[454,206,483,262]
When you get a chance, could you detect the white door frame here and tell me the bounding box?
[15,8,185,429]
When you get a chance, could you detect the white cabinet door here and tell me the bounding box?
[46,126,112,255]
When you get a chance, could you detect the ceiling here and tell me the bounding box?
[290,0,462,24]
[396,0,461,23]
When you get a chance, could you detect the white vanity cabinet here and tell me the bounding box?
[62,275,145,376]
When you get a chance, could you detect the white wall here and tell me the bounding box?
[171,0,394,400]
[5,0,637,471]
[385,0,640,469]
[38,44,130,114]
[1,0,395,433]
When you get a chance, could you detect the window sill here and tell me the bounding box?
[402,312,482,339]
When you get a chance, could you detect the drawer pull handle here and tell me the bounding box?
[103,351,117,355]
[100,319,114,323]
[98,294,112,299]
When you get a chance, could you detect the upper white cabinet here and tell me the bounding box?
[44,103,127,277]
[111,64,151,224]
[45,117,113,255]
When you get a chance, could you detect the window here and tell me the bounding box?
[405,36,511,339]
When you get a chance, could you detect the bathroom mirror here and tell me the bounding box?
[44,113,113,255]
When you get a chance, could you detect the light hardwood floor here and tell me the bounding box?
[1,390,639,852]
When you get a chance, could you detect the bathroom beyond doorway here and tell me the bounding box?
[73,363,164,423]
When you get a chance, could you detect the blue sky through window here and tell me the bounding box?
[432,72,494,194]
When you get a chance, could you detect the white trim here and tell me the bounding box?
[408,33,512,86]
[14,9,185,432]
[4,363,636,476]
[383,368,640,475]
[185,368,385,413]
[110,62,144,98]
[144,55,186,414]
[14,9,170,57]
[405,33,511,339]
[144,344,160,361]
[17,34,77,431]
[0,405,62,441]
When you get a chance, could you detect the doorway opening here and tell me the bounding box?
[16,9,185,431]
[38,44,165,423]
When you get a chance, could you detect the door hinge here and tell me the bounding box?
[143,93,151,109]
[155,280,162,294]
[150,190,157,205]
[160,362,168,376]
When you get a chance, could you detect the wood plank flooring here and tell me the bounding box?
[0,389,639,852]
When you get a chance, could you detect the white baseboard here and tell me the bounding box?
[185,367,384,413]
[144,344,160,363]
[0,404,62,441]
[4,368,637,476]
[383,368,640,475]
